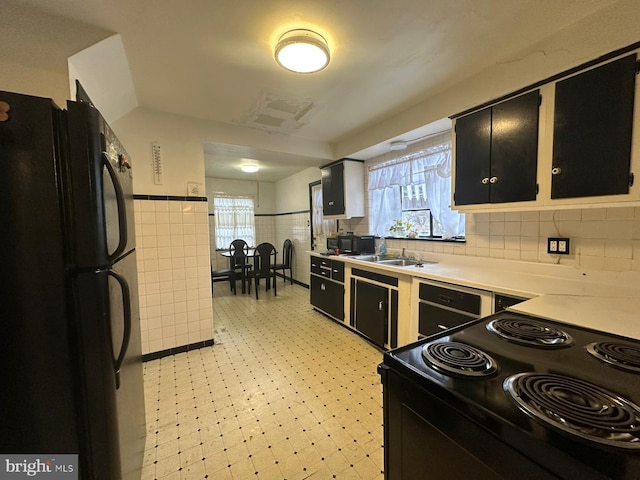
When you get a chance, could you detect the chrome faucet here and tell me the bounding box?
[401,248,406,259]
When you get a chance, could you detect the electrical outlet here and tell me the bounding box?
[548,237,570,255]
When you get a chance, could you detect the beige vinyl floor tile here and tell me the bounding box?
[142,280,384,479]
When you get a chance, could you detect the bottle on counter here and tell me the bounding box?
[377,237,387,256]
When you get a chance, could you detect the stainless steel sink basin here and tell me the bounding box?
[376,258,420,266]
[353,255,434,267]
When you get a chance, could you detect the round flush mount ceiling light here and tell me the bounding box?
[390,141,408,151]
[274,29,330,73]
[241,165,259,173]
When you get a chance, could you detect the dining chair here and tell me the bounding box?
[211,266,237,295]
[245,242,277,299]
[229,239,251,293]
[272,239,293,284]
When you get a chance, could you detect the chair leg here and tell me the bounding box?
[273,273,277,297]
[254,277,259,299]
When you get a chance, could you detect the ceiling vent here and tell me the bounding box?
[235,91,314,134]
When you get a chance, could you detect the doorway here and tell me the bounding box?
[309,180,336,252]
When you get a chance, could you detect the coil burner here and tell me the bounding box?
[487,317,573,348]
[504,372,640,449]
[422,341,498,378]
[586,342,640,374]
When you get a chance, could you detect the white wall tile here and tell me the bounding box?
[135,198,213,355]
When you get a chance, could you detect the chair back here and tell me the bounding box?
[230,239,249,267]
[253,242,276,277]
[282,239,293,267]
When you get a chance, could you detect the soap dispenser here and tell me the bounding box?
[377,237,387,256]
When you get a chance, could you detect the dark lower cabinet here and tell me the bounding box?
[310,274,344,320]
[552,54,637,199]
[353,279,387,348]
[494,293,526,312]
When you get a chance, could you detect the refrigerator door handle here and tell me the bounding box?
[108,269,131,390]
[102,151,128,261]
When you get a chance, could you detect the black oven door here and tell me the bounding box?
[379,365,559,480]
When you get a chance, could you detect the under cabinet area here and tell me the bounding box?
[321,159,365,219]
[310,256,344,321]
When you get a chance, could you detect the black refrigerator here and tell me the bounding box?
[0,90,146,479]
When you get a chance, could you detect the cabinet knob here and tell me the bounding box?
[481,177,490,184]
[378,301,384,311]
[551,167,562,175]
[489,176,498,184]
[321,283,326,291]
[328,201,335,206]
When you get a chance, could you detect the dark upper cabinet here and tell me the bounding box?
[321,162,345,216]
[551,54,637,199]
[454,90,540,205]
[454,108,491,204]
[321,159,364,218]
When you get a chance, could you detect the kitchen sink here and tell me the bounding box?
[353,255,434,267]
[377,258,420,266]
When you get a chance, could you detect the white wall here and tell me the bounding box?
[112,108,208,196]
[206,177,275,215]
[273,167,323,284]
[275,167,322,212]
[335,0,640,159]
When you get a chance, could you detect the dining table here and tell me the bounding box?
[219,247,277,294]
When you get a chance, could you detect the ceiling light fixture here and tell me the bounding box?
[241,165,259,173]
[274,29,330,73]
[389,141,408,151]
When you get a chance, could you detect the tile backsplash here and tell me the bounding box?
[380,207,640,272]
[134,198,213,354]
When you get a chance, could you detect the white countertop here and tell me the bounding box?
[509,295,640,341]
[310,251,640,340]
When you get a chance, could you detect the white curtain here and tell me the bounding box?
[312,188,335,238]
[368,141,465,238]
[213,196,256,248]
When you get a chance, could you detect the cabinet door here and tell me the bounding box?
[354,280,387,348]
[454,108,492,205]
[325,279,345,320]
[552,54,637,199]
[418,302,476,337]
[455,91,540,206]
[490,90,539,203]
[311,275,344,320]
[322,163,345,216]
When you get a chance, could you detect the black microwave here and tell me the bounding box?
[327,235,375,254]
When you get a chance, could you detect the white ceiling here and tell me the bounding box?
[9,0,621,181]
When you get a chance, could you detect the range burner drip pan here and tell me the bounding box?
[487,317,573,348]
[586,342,640,373]
[504,372,640,449]
[422,341,498,378]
